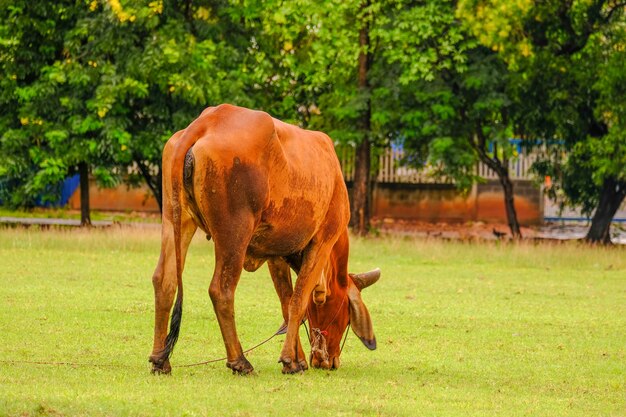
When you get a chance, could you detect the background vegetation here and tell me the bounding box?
[1,0,625,241]
[0,227,624,416]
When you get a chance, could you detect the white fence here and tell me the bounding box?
[476,153,538,180]
[338,146,536,183]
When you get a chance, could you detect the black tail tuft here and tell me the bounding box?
[160,294,183,362]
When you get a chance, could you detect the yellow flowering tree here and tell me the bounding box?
[0,0,252,221]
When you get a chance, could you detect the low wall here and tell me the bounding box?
[68,180,160,212]
[475,180,543,224]
[371,180,543,225]
[372,183,473,223]
[69,178,543,225]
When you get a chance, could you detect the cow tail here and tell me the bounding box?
[158,107,217,365]
[161,134,197,363]
[162,177,183,362]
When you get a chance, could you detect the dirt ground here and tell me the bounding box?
[372,218,541,240]
[373,217,626,244]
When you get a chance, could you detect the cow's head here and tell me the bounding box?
[306,266,380,370]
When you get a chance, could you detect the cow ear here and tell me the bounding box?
[347,282,376,350]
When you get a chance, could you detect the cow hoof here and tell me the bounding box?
[226,357,254,375]
[279,357,307,374]
[149,357,172,375]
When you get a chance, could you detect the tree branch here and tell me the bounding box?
[602,1,626,23]
[555,0,609,56]
[471,120,509,178]
[134,156,163,212]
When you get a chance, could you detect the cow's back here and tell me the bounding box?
[182,104,348,257]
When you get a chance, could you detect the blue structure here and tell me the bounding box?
[59,175,80,206]
[34,175,80,207]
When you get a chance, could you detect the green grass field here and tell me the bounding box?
[0,207,160,223]
[0,226,624,416]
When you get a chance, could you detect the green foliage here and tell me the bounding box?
[373,1,518,191]
[1,0,253,208]
[1,0,624,231]
[233,0,476,152]
[459,0,626,222]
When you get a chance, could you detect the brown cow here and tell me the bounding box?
[149,104,379,374]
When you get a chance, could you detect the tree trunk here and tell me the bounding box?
[78,162,91,227]
[498,171,522,239]
[586,177,626,244]
[350,1,372,237]
[351,139,371,236]
[472,139,523,239]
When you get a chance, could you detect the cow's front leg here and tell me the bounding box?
[268,258,307,371]
[279,280,317,374]
[209,246,253,375]
[279,245,332,374]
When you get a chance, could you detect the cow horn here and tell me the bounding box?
[350,268,381,290]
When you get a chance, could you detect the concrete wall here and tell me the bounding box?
[475,180,543,224]
[68,180,160,212]
[371,183,474,223]
[70,178,543,225]
[371,180,543,225]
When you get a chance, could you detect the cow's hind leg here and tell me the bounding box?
[267,258,307,371]
[209,232,255,375]
[149,215,197,374]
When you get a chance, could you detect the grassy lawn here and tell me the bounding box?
[0,226,624,416]
[0,207,160,223]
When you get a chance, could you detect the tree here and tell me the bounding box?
[437,49,523,238]
[0,0,83,209]
[241,0,486,236]
[373,1,524,238]
[458,0,626,243]
[296,0,378,236]
[351,0,373,236]
[1,0,253,220]
[230,0,379,235]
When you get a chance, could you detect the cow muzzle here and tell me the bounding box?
[309,328,341,370]
[311,353,341,370]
